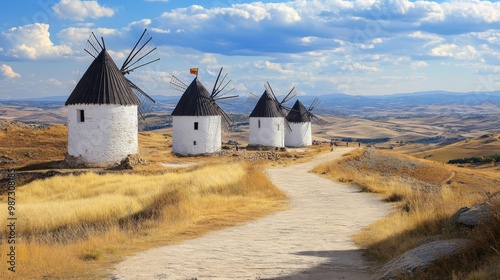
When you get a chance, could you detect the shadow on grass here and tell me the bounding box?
[16,160,65,171]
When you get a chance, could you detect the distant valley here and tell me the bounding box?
[1,90,499,148]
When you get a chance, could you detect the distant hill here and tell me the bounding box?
[1,90,499,117]
[413,134,500,163]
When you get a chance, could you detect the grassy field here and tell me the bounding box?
[412,134,500,163]
[0,162,288,279]
[313,148,500,279]
[0,122,68,169]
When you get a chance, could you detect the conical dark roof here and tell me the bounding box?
[249,90,283,118]
[286,100,311,123]
[171,78,220,116]
[65,49,140,105]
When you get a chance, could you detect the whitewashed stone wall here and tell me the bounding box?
[285,122,312,147]
[249,117,285,147]
[67,104,138,164]
[172,116,221,155]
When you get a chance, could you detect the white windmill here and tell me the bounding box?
[65,29,159,165]
[248,82,295,148]
[285,98,327,147]
[169,68,238,156]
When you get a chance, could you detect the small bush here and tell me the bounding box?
[81,248,102,261]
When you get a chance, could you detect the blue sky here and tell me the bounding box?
[2,0,500,99]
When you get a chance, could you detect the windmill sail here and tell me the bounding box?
[169,75,188,92]
[287,98,328,126]
[81,29,159,120]
[262,81,295,130]
[126,78,156,119]
[120,29,160,75]
[170,68,238,129]
[84,32,104,58]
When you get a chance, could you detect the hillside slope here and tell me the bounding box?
[413,134,500,163]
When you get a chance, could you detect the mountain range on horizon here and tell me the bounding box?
[1,90,499,118]
[4,89,500,102]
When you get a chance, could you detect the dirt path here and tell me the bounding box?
[111,148,391,280]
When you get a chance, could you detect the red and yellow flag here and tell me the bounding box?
[190,67,198,76]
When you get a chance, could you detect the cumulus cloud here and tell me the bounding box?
[341,63,381,72]
[47,78,63,86]
[411,61,428,68]
[1,64,21,79]
[150,0,500,57]
[430,44,478,60]
[2,23,72,59]
[127,19,152,30]
[58,27,117,49]
[52,0,114,21]
[201,54,217,65]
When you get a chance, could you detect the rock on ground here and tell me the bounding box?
[378,239,470,280]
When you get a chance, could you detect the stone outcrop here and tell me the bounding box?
[379,239,470,279]
[450,192,500,227]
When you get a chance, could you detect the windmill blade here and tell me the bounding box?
[214,94,239,101]
[212,68,233,99]
[213,77,231,98]
[121,29,160,74]
[245,92,259,106]
[126,78,156,120]
[281,87,296,104]
[218,107,234,129]
[122,29,147,69]
[264,82,278,102]
[211,67,223,97]
[169,75,188,92]
[282,105,292,111]
[309,112,329,126]
[214,88,236,99]
[127,78,155,103]
[84,32,104,58]
[309,97,321,111]
[122,56,160,74]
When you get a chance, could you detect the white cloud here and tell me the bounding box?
[441,1,500,23]
[1,64,21,79]
[47,78,63,86]
[256,60,294,74]
[150,27,170,34]
[341,63,381,72]
[201,54,217,65]
[411,61,428,68]
[430,44,478,60]
[58,27,117,49]
[2,23,72,59]
[127,19,152,29]
[52,0,114,21]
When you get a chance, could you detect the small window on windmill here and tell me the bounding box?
[194,122,199,130]
[193,141,197,146]
[277,124,280,131]
[258,119,261,128]
[77,110,85,123]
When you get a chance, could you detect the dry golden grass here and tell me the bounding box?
[313,148,500,279]
[413,134,500,163]
[0,124,67,169]
[0,162,288,279]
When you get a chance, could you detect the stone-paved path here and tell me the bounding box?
[112,148,390,280]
